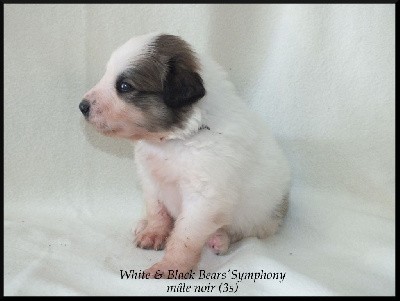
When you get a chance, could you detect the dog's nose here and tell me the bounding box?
[79,100,90,117]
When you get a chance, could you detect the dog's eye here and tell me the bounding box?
[117,81,134,93]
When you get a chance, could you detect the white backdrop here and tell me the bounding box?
[4,4,395,296]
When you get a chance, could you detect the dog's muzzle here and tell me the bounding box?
[79,99,90,118]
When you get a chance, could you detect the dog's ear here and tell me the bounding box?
[163,57,206,109]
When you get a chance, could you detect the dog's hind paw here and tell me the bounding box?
[207,228,230,255]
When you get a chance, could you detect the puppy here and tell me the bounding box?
[80,33,290,277]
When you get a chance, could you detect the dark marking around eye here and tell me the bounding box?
[116,77,135,94]
[112,34,205,133]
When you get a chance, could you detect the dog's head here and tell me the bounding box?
[79,33,205,140]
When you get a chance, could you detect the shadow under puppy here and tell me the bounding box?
[79,33,290,278]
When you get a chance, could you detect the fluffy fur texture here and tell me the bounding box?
[80,33,291,277]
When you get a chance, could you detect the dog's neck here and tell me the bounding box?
[162,106,203,141]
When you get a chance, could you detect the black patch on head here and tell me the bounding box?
[152,34,206,109]
[115,34,206,132]
[163,57,205,109]
[117,55,165,94]
[116,67,193,132]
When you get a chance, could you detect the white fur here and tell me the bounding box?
[135,54,290,239]
[84,33,291,275]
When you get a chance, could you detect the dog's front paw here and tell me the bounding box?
[135,220,171,251]
[145,261,171,279]
[145,260,194,279]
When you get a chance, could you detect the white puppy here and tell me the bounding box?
[80,33,290,277]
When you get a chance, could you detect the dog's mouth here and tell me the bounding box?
[100,127,115,134]
[98,124,121,135]
[88,119,118,135]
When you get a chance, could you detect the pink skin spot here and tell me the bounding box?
[207,229,230,255]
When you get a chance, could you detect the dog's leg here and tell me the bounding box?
[134,199,173,251]
[145,217,218,278]
[145,193,225,277]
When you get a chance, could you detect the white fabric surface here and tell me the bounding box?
[4,4,395,296]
